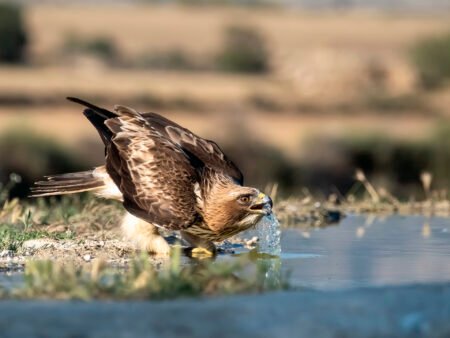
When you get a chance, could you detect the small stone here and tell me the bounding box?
[22,239,56,250]
[83,254,92,262]
[0,250,13,258]
[46,225,66,233]
[245,236,259,246]
[356,227,365,238]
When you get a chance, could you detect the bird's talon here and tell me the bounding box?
[190,247,215,258]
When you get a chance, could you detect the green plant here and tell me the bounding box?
[410,32,450,89]
[0,3,27,63]
[5,250,288,300]
[216,25,269,73]
[0,224,73,252]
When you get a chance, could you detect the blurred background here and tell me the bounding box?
[0,0,449,199]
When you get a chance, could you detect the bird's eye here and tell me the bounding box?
[239,195,251,204]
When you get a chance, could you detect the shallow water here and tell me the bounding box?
[1,215,450,292]
[279,215,450,289]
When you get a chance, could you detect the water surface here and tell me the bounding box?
[280,215,450,289]
[1,215,449,292]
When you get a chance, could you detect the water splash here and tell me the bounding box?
[256,213,281,256]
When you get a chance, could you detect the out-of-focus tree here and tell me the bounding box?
[62,34,119,65]
[0,3,28,63]
[411,32,450,89]
[216,25,269,73]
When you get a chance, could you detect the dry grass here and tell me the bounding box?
[27,5,450,61]
[0,104,439,161]
[0,5,448,159]
[276,170,450,228]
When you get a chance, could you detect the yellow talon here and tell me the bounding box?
[191,247,214,258]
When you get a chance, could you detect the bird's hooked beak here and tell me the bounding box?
[250,192,273,215]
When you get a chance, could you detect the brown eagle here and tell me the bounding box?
[31,98,272,255]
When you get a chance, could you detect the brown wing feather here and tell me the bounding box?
[104,105,200,230]
[141,112,243,185]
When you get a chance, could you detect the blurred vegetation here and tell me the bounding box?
[0,3,27,63]
[221,122,450,198]
[135,49,197,71]
[216,25,269,73]
[143,0,275,7]
[363,92,429,113]
[222,130,298,194]
[324,124,450,197]
[0,129,88,199]
[0,123,449,200]
[0,249,287,300]
[62,34,119,64]
[59,25,271,74]
[410,32,450,89]
[338,137,431,192]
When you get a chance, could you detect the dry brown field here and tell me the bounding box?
[1,4,449,160]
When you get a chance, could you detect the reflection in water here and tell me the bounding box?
[259,257,283,290]
[422,222,431,238]
[255,214,283,289]
[281,215,450,289]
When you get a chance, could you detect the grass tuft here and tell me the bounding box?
[5,248,287,300]
[0,225,74,252]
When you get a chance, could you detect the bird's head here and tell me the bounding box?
[231,187,273,217]
[202,183,273,237]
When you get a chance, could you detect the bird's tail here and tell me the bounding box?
[30,170,105,197]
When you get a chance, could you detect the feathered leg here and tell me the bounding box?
[121,212,171,255]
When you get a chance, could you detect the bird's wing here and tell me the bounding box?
[141,112,244,185]
[105,105,200,230]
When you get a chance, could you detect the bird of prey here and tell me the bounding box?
[31,98,273,256]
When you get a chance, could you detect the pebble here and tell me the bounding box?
[22,239,55,250]
[83,254,92,262]
[245,236,259,246]
[0,250,13,258]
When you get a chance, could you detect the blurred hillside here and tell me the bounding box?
[5,0,450,12]
[0,2,449,198]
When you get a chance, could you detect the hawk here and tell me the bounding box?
[31,98,273,255]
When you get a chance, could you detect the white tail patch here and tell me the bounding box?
[93,167,123,200]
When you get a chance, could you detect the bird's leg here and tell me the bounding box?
[180,231,216,257]
[121,212,171,256]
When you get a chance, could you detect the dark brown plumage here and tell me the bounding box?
[31,98,272,254]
